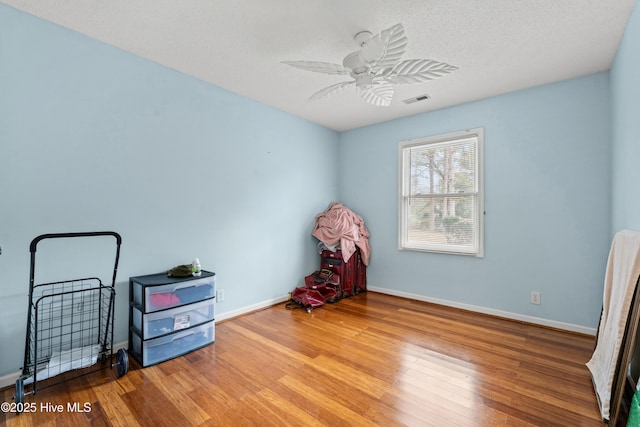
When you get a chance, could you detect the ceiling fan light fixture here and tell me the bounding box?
[343,51,367,74]
[283,23,458,107]
[356,74,374,89]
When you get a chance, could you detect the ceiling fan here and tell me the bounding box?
[282,23,458,107]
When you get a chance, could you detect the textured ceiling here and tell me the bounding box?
[1,0,636,131]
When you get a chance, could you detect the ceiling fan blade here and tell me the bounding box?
[359,82,394,107]
[359,23,407,70]
[386,59,458,84]
[282,60,349,75]
[309,81,355,101]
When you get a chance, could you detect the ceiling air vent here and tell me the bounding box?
[402,94,431,104]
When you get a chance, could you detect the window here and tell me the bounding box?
[398,128,484,257]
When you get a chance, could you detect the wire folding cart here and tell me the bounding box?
[13,232,128,409]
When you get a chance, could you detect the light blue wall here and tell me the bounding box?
[0,5,339,376]
[611,0,640,232]
[338,74,612,328]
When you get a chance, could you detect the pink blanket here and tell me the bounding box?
[312,202,370,265]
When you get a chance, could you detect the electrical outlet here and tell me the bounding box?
[530,291,541,305]
[216,289,225,303]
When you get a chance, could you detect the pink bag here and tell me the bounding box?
[304,269,341,300]
[287,287,327,313]
[287,269,341,313]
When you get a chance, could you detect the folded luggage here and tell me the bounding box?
[286,269,341,312]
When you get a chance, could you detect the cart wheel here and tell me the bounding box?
[116,348,128,377]
[14,378,24,413]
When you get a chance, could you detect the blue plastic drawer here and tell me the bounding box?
[132,299,215,339]
[131,320,215,367]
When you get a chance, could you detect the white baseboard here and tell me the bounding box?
[216,295,290,322]
[0,371,21,391]
[367,286,597,336]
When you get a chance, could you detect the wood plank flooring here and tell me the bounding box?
[1,292,603,426]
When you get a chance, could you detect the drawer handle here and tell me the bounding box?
[148,331,197,349]
[172,331,195,342]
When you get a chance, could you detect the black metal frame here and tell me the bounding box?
[17,232,124,400]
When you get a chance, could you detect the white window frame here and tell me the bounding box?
[398,128,484,257]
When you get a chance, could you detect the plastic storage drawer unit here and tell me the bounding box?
[131,321,215,367]
[131,298,215,339]
[129,271,216,367]
[132,272,215,313]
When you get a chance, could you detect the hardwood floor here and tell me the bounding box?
[1,292,603,426]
